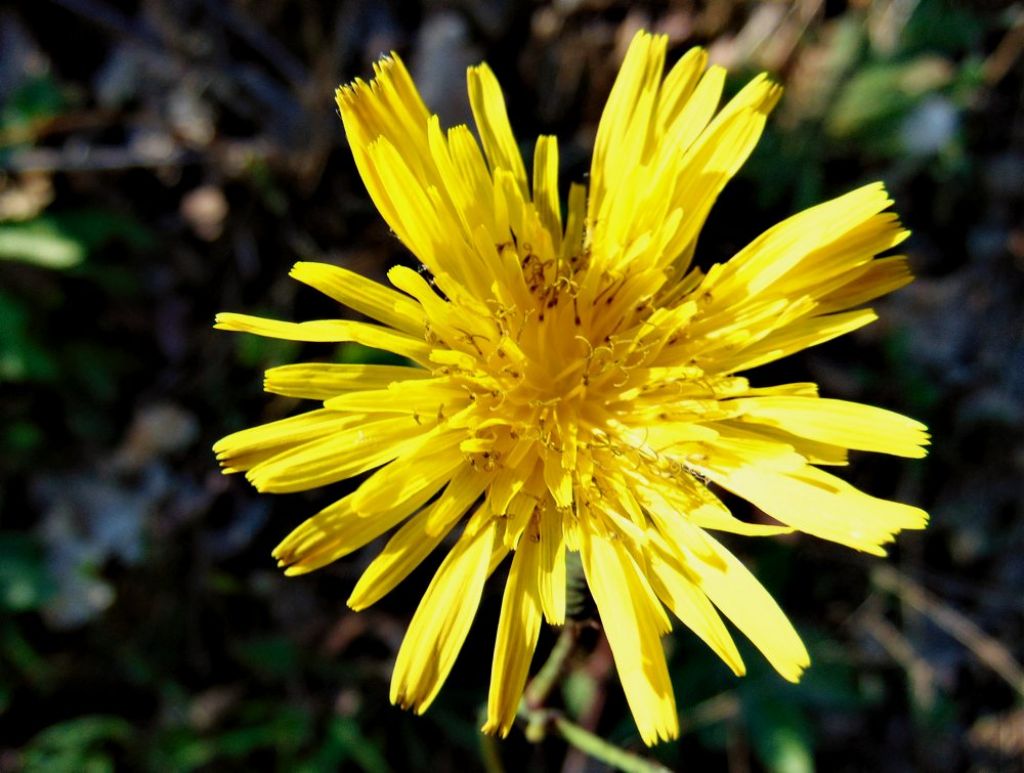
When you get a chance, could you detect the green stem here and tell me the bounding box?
[517,625,670,773]
[552,715,672,773]
[523,625,576,709]
[478,725,506,773]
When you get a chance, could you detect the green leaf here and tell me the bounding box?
[0,534,56,611]
[64,342,129,402]
[298,717,390,773]
[561,668,599,720]
[3,419,43,453]
[1,74,66,132]
[744,695,815,773]
[215,703,313,760]
[827,56,954,141]
[0,217,86,268]
[901,0,984,56]
[22,715,132,773]
[230,635,299,681]
[0,289,59,383]
[147,726,217,772]
[0,619,53,686]
[0,210,154,269]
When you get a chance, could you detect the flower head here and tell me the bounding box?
[214,31,929,745]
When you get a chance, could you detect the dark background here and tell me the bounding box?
[1,1,1022,771]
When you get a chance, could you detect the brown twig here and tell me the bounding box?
[873,565,1024,698]
[983,8,1024,85]
[858,602,939,711]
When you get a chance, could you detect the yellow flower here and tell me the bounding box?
[214,31,929,745]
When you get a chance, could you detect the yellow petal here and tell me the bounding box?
[729,396,930,458]
[646,534,745,676]
[214,312,432,364]
[467,63,527,191]
[663,78,780,267]
[670,480,794,537]
[263,363,429,400]
[336,55,437,243]
[537,502,566,625]
[713,308,878,373]
[336,54,431,174]
[213,409,360,473]
[427,118,489,238]
[532,135,562,252]
[289,261,425,335]
[391,518,500,712]
[580,528,678,745]
[482,532,543,737]
[484,455,532,517]
[273,472,451,575]
[697,460,928,554]
[348,469,492,610]
[503,491,539,550]
[350,429,467,516]
[718,420,850,466]
[706,183,896,304]
[324,377,470,417]
[363,137,447,271]
[560,182,586,265]
[589,31,667,222]
[684,533,810,682]
[656,47,711,136]
[815,255,914,314]
[638,482,725,570]
[244,416,429,494]
[543,449,573,509]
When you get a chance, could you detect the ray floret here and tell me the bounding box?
[215,30,929,745]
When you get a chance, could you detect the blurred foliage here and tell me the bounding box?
[0,535,55,612]
[0,210,153,269]
[1,73,67,152]
[1,0,1023,771]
